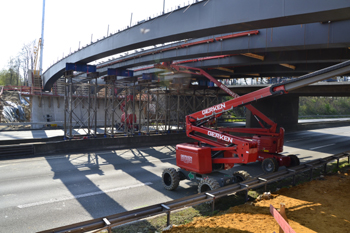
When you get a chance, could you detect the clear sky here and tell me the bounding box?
[0,0,190,73]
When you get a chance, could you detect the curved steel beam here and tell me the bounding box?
[97,20,350,72]
[133,48,350,77]
[208,63,339,77]
[182,48,350,70]
[42,0,350,90]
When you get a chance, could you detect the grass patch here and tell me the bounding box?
[111,208,203,233]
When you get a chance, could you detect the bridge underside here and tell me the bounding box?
[42,0,350,90]
[37,1,350,134]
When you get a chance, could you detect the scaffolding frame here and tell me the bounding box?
[63,71,99,139]
[62,72,218,139]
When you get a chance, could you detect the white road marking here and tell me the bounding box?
[17,182,153,209]
[309,144,335,150]
[147,157,175,163]
[286,137,311,142]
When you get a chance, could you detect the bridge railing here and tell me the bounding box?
[299,115,350,119]
[1,85,43,95]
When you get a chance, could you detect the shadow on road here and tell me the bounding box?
[46,152,127,219]
[44,145,196,220]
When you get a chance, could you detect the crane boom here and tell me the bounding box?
[33,39,42,76]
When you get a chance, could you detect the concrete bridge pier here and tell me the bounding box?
[246,95,299,130]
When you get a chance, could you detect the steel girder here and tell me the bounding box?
[42,0,350,90]
[100,20,350,73]
[133,48,350,78]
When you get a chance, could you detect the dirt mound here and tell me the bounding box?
[165,170,350,233]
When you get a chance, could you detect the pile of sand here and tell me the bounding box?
[165,170,350,233]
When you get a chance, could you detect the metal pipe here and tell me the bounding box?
[138,89,142,134]
[177,92,180,132]
[124,87,128,135]
[164,91,167,132]
[69,77,73,138]
[156,90,159,132]
[104,85,107,136]
[94,78,97,137]
[192,90,196,112]
[88,81,91,136]
[39,0,45,77]
[130,13,133,27]
[215,91,219,130]
[111,82,115,137]
[168,93,171,132]
[63,77,67,139]
[147,86,150,134]
[132,82,136,135]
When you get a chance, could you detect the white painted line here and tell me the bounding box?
[309,144,335,150]
[148,157,175,163]
[17,182,153,209]
[286,137,311,142]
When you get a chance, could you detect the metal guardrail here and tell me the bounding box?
[298,115,350,119]
[218,115,350,122]
[0,85,41,94]
[0,122,62,126]
[219,115,350,121]
[38,151,350,233]
[1,116,347,127]
[0,121,104,126]
[0,144,34,157]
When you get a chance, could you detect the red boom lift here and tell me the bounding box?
[157,60,350,192]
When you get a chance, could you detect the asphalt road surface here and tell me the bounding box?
[1,125,350,232]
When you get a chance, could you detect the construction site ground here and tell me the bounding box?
[112,160,350,233]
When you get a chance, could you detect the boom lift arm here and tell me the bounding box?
[156,63,278,131]
[156,60,350,169]
[157,60,350,128]
[159,60,350,191]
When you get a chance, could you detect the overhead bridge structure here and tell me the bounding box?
[98,20,350,76]
[42,0,350,90]
[29,0,350,137]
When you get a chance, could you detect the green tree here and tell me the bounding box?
[299,96,350,116]
[0,58,22,86]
